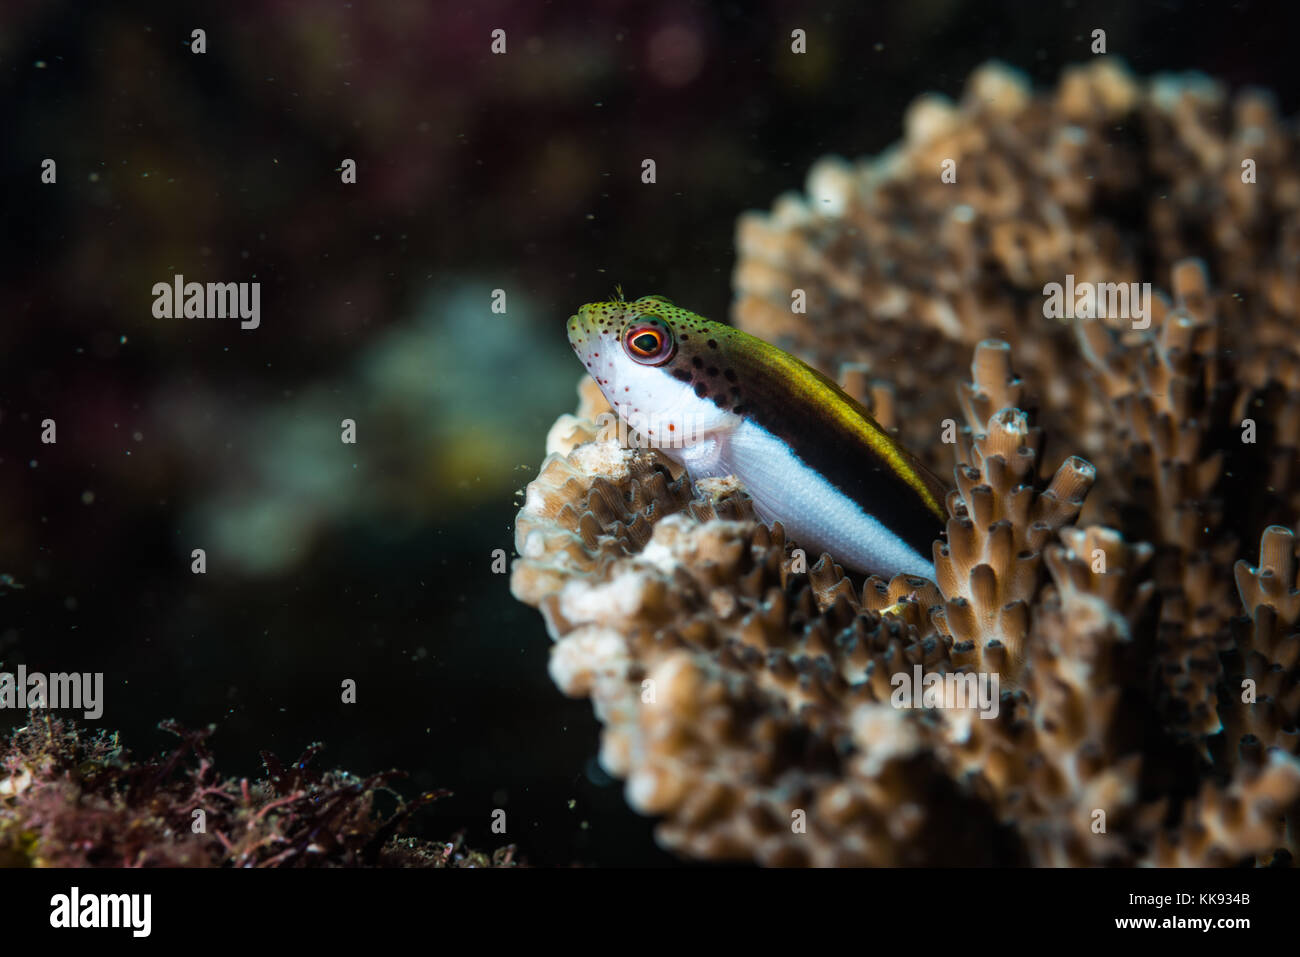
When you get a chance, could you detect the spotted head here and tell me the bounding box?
[566,295,745,448]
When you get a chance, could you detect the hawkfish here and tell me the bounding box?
[566,294,948,579]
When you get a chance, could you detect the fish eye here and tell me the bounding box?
[623,316,675,366]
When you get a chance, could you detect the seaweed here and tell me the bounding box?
[0,713,517,868]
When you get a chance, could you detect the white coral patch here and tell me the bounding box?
[549,625,629,697]
[806,156,855,218]
[545,414,599,457]
[850,703,926,778]
[903,93,959,147]
[557,568,650,626]
[636,514,753,576]
[567,440,637,480]
[635,512,707,573]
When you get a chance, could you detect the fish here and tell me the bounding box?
[565,294,949,579]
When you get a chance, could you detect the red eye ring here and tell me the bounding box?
[628,329,662,355]
[623,316,675,366]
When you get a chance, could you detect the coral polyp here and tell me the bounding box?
[512,60,1300,866]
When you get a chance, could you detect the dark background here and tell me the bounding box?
[1,0,1298,866]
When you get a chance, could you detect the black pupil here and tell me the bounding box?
[632,332,659,353]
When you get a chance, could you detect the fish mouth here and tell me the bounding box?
[566,305,614,351]
[565,314,591,361]
[567,302,629,368]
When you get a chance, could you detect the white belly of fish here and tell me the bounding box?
[674,418,934,580]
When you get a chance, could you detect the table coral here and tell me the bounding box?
[512,59,1300,866]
